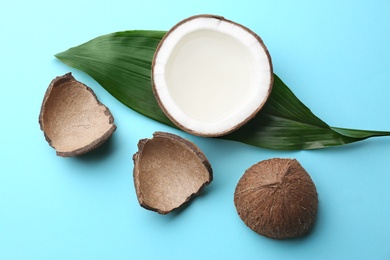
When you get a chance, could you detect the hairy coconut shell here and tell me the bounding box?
[234,158,318,239]
[133,132,213,214]
[39,73,116,157]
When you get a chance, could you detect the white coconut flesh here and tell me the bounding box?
[152,15,273,137]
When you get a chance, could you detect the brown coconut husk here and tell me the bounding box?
[234,158,318,239]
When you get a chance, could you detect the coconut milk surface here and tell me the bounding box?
[166,30,254,122]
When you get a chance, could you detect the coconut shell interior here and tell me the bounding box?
[39,73,116,157]
[133,132,213,214]
[234,158,318,239]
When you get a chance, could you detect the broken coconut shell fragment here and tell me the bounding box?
[234,158,318,239]
[133,132,213,214]
[39,73,116,157]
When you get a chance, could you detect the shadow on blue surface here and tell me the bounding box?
[75,134,116,163]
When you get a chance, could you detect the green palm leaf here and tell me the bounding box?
[55,30,390,150]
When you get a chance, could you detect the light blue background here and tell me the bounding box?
[1,1,390,259]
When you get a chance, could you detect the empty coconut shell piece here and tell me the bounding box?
[234,158,318,239]
[133,132,213,214]
[39,73,116,157]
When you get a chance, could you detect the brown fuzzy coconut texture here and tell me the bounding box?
[39,73,116,157]
[151,14,273,137]
[133,132,213,214]
[234,158,318,239]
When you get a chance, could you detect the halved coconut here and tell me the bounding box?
[133,132,213,214]
[152,14,273,137]
[39,73,116,157]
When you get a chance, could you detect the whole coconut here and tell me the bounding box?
[234,158,318,239]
